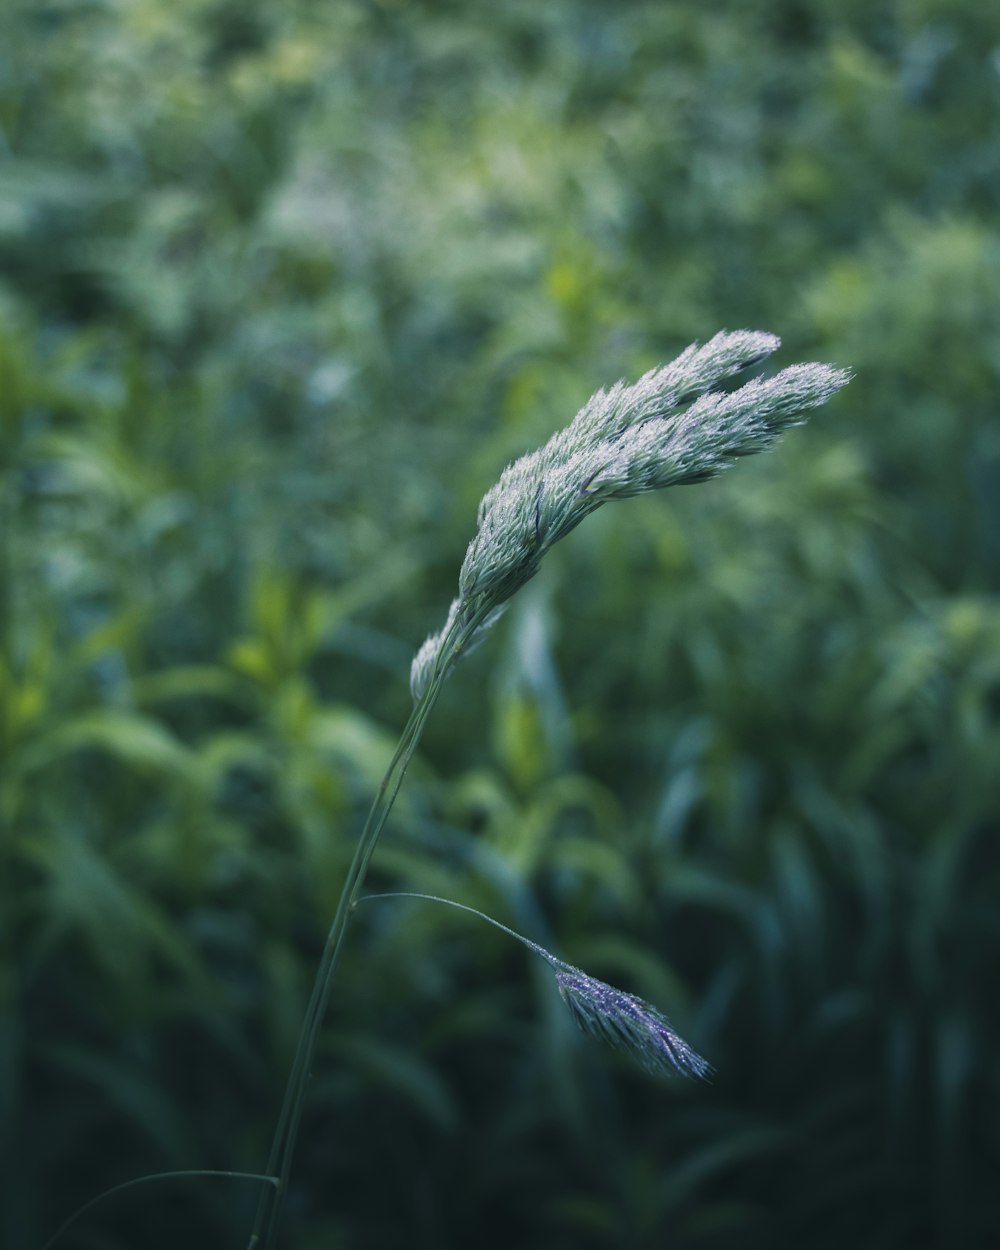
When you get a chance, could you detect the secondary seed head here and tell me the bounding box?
[555,966,713,1080]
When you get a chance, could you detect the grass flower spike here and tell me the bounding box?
[412,331,850,698]
[554,967,711,1080]
[363,893,712,1080]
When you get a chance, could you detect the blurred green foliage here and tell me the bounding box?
[3,2,999,1248]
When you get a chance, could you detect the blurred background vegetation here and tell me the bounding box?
[3,1,999,1247]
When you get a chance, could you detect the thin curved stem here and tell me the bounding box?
[249,613,477,1249]
[42,1170,278,1250]
[359,891,562,969]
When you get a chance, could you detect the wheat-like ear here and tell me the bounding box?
[411,330,850,698]
[553,966,712,1080]
[361,893,712,1080]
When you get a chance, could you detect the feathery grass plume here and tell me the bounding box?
[362,893,711,1080]
[411,331,850,697]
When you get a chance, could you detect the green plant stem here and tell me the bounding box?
[360,891,557,965]
[42,1170,278,1250]
[248,614,475,1249]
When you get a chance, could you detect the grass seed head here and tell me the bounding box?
[411,331,850,699]
[555,966,713,1080]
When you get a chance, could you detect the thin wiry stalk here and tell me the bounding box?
[42,1171,278,1250]
[248,611,484,1249]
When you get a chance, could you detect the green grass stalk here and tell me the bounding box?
[248,610,479,1249]
[41,1172,278,1250]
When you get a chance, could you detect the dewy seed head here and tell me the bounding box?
[555,966,713,1080]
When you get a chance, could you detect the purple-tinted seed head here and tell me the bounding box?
[555,967,712,1081]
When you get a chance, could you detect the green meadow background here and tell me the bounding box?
[4,2,999,1247]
